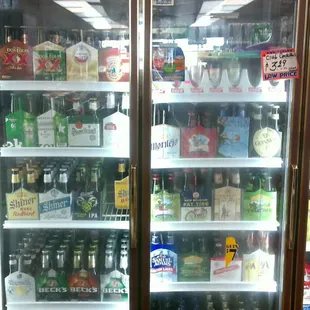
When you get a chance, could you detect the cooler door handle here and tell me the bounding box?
[130,165,138,249]
[289,164,298,250]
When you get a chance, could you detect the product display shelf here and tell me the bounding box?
[6,301,128,310]
[150,281,277,293]
[0,147,129,158]
[151,157,283,169]
[0,81,129,92]
[3,220,129,230]
[151,221,280,232]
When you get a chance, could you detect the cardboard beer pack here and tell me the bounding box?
[5,271,36,302]
[102,112,129,150]
[151,124,180,159]
[39,188,72,220]
[181,125,217,158]
[33,41,66,81]
[243,189,277,221]
[73,189,101,220]
[6,188,39,220]
[0,38,33,80]
[217,116,250,158]
[99,47,129,82]
[115,176,129,209]
[213,185,242,221]
[5,109,38,147]
[210,257,242,282]
[66,41,98,81]
[68,116,100,147]
[152,44,185,82]
[243,249,275,282]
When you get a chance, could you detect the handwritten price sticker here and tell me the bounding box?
[261,48,299,81]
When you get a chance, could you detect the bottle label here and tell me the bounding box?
[181,126,217,158]
[73,190,100,220]
[5,272,35,302]
[217,117,250,158]
[36,269,68,301]
[102,111,129,150]
[150,248,177,283]
[210,257,242,282]
[253,127,282,158]
[0,40,33,80]
[151,124,180,159]
[114,176,129,209]
[5,110,38,147]
[39,188,72,220]
[69,271,100,301]
[181,190,211,222]
[178,252,210,281]
[68,116,100,147]
[66,41,98,81]
[101,270,129,301]
[213,186,241,221]
[6,188,39,220]
[151,191,180,221]
[243,249,275,282]
[243,189,277,221]
[54,112,68,147]
[33,41,66,81]
[37,109,56,147]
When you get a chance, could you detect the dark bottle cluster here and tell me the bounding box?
[151,291,274,310]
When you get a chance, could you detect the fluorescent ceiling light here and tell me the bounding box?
[69,6,102,17]
[54,0,85,8]
[83,17,112,29]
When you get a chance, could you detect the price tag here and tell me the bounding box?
[261,48,299,81]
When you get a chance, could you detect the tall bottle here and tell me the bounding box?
[9,254,18,274]
[57,169,68,194]
[25,169,38,193]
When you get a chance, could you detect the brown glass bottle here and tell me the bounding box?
[11,168,21,192]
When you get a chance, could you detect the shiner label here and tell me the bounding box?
[6,188,39,220]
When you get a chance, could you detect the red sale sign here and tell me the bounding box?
[261,48,299,81]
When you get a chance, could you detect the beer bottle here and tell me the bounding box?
[165,104,177,127]
[11,168,21,192]
[71,97,83,116]
[88,97,99,118]
[87,250,97,276]
[25,168,38,193]
[250,105,263,157]
[166,174,175,194]
[270,105,280,132]
[230,169,240,188]
[43,168,53,193]
[89,168,99,192]
[152,174,161,194]
[263,173,273,192]
[183,169,193,196]
[9,254,18,274]
[116,159,127,180]
[246,172,261,192]
[266,103,274,127]
[200,168,211,200]
[213,169,224,189]
[57,168,68,194]
[119,250,128,275]
[201,111,212,128]
[56,250,66,276]
[187,111,197,128]
[73,250,82,274]
[104,249,114,275]
[22,253,32,275]
[41,250,50,279]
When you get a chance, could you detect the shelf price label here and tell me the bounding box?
[261,48,299,81]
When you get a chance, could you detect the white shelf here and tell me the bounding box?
[151,157,283,169]
[6,302,127,310]
[151,221,280,232]
[0,147,129,158]
[3,220,129,230]
[0,81,129,92]
[150,281,277,292]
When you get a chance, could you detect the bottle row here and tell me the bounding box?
[151,168,281,222]
[152,103,283,159]
[5,229,129,302]
[4,93,284,161]
[4,92,129,148]
[6,157,129,220]
[150,231,275,283]
[151,292,273,310]
[0,27,129,82]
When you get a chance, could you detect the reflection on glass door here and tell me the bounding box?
[0,1,131,309]
[149,0,297,309]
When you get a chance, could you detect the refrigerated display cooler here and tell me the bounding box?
[0,0,309,310]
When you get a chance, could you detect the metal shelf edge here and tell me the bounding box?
[150,281,277,292]
[3,221,129,230]
[151,221,279,232]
